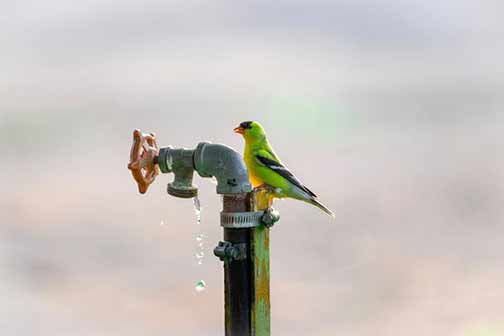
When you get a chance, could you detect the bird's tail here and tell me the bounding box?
[308,198,335,219]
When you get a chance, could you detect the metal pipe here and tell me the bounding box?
[157,142,253,198]
[216,192,278,336]
[222,193,253,335]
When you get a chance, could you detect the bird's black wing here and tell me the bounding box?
[255,154,317,198]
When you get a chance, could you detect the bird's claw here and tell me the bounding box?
[253,184,275,208]
[254,184,275,193]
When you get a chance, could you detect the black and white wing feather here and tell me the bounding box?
[255,153,317,198]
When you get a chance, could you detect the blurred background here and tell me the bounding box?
[1,1,503,335]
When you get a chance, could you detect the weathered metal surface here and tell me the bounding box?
[223,193,253,212]
[251,225,270,336]
[222,194,253,336]
[251,188,273,336]
[224,228,252,335]
[220,191,274,336]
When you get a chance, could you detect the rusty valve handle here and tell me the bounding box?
[127,129,160,194]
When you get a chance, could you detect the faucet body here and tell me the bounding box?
[157,142,252,198]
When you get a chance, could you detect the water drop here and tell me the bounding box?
[160,220,165,226]
[195,280,206,292]
[193,196,201,212]
[193,196,201,225]
[192,196,205,288]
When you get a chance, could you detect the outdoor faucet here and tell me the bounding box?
[128,130,252,197]
[156,142,253,197]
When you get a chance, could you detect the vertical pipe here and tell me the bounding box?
[222,194,253,336]
[251,190,271,336]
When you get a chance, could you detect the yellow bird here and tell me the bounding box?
[234,121,335,218]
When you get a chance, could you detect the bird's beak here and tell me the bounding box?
[233,126,244,134]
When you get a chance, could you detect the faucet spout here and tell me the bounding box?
[157,146,198,198]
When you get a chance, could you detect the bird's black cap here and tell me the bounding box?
[239,121,253,129]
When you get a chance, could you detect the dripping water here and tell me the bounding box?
[193,196,201,225]
[193,195,205,291]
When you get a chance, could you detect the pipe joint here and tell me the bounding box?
[194,142,252,195]
[214,241,247,262]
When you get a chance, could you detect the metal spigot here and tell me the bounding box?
[127,129,252,198]
[157,146,198,198]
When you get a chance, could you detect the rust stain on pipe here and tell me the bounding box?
[251,189,272,336]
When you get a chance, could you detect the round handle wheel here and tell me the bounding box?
[127,129,160,194]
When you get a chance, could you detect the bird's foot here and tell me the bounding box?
[253,184,275,208]
[254,184,275,194]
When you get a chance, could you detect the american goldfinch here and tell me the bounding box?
[234,121,335,218]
